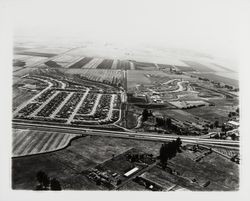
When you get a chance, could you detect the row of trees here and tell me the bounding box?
[142,109,153,122]
[155,117,172,129]
[159,138,182,169]
[36,171,62,190]
[155,117,191,135]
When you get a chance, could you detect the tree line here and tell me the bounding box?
[36,170,62,190]
[159,137,182,169]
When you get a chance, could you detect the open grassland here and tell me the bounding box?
[12,129,79,157]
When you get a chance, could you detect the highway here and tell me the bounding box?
[12,121,239,150]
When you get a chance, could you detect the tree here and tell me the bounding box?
[50,178,62,190]
[209,124,214,129]
[36,171,50,190]
[166,118,172,128]
[214,120,219,128]
[36,171,46,184]
[221,124,226,132]
[236,108,239,114]
[142,109,149,122]
[159,138,182,169]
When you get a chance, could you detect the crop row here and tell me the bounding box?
[116,60,130,70]
[133,61,156,69]
[79,69,123,86]
[96,59,114,69]
[68,57,93,68]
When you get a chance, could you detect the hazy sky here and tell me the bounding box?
[9,0,247,62]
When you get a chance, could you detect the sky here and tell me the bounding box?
[7,0,248,65]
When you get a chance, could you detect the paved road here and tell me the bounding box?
[12,121,239,150]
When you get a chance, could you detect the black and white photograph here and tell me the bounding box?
[0,0,250,200]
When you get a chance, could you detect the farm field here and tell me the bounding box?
[13,88,39,111]
[187,105,235,124]
[12,136,161,189]
[13,55,47,67]
[12,77,46,110]
[175,66,196,72]
[15,51,57,58]
[67,57,92,68]
[190,72,239,87]
[186,97,238,124]
[153,109,211,125]
[96,59,114,69]
[182,60,215,72]
[168,150,239,190]
[12,129,79,157]
[43,54,80,67]
[12,135,238,190]
[65,68,124,85]
[127,70,194,90]
[133,61,157,70]
[13,67,39,77]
